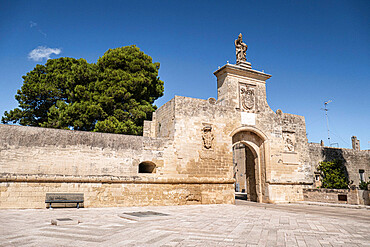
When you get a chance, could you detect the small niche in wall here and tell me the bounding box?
[138,161,156,173]
[338,194,347,201]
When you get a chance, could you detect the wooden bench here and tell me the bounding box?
[45,193,84,209]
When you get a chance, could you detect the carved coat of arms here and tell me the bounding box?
[283,131,295,152]
[240,87,255,111]
[285,138,294,152]
[202,126,214,149]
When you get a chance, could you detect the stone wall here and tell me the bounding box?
[0,124,167,177]
[0,180,234,209]
[303,188,369,205]
[308,143,370,187]
[0,124,235,208]
[170,96,235,179]
[155,97,176,139]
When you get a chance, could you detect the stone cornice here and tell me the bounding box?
[267,181,313,185]
[0,173,236,184]
[214,64,272,81]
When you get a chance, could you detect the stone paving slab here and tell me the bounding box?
[0,201,369,246]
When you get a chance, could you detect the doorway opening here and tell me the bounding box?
[231,128,267,203]
[233,143,258,202]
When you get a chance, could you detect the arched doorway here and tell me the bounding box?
[231,127,268,203]
[233,143,258,201]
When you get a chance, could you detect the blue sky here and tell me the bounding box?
[0,0,369,149]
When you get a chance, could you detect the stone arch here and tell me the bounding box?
[230,126,268,141]
[138,161,156,173]
[232,140,259,157]
[231,127,268,203]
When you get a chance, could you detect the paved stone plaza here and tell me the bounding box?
[0,200,369,247]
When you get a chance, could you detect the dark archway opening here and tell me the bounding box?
[138,161,156,173]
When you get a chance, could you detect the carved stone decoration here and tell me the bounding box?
[276,109,283,116]
[235,33,248,63]
[202,126,214,149]
[208,97,216,105]
[240,85,255,111]
[285,138,294,151]
[282,131,295,152]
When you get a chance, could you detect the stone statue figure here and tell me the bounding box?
[235,33,248,63]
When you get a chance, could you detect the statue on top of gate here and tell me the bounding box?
[235,33,248,63]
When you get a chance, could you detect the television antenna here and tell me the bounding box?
[322,100,332,146]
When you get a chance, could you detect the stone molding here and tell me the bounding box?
[0,174,235,184]
[267,181,313,185]
[214,64,271,82]
[229,126,268,141]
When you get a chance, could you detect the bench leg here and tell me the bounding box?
[49,203,52,209]
[77,202,79,209]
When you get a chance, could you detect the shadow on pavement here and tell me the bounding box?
[235,192,248,201]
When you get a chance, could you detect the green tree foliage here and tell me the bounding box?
[359,178,370,190]
[317,160,349,189]
[2,46,164,135]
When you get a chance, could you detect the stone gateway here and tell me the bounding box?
[0,34,368,208]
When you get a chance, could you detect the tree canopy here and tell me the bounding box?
[2,46,164,135]
[317,160,350,189]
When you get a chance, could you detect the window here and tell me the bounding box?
[359,169,365,182]
[138,161,156,173]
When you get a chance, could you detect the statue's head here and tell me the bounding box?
[238,33,243,40]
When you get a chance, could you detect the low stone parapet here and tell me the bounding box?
[0,173,236,209]
[303,188,369,205]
